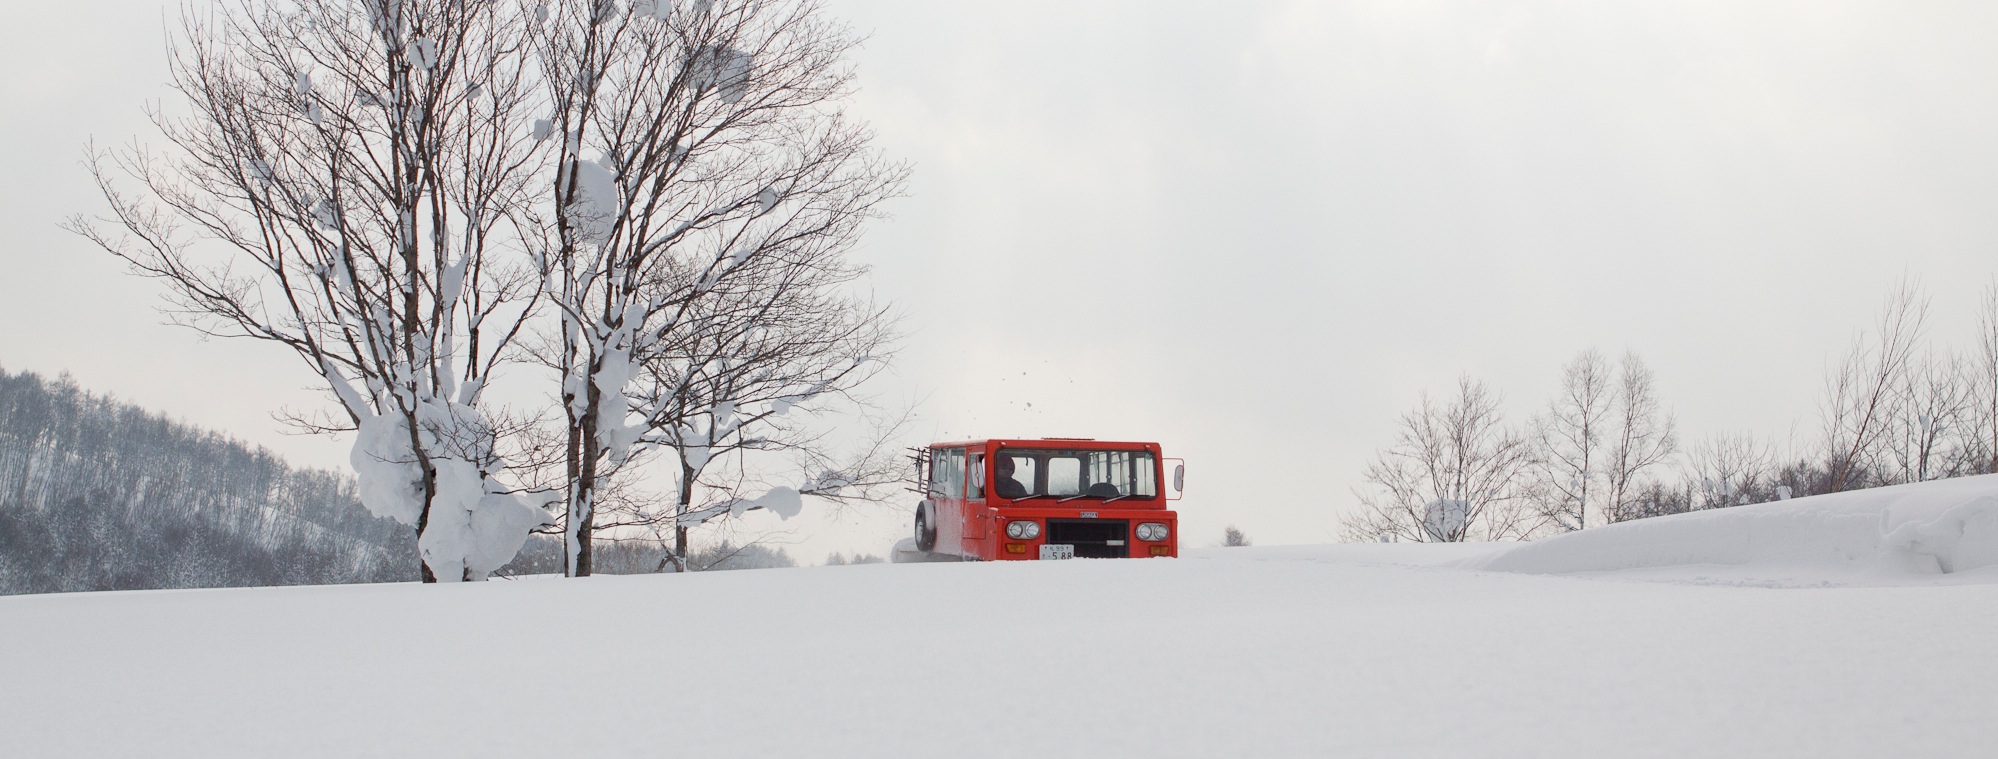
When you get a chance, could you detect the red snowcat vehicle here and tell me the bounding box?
[902,439,1183,561]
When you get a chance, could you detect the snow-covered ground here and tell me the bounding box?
[7,479,1998,757]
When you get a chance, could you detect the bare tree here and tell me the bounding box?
[1614,480,1693,521]
[1344,377,1537,542]
[1819,281,1928,492]
[1530,350,1612,532]
[1530,350,1674,528]
[1602,352,1677,522]
[1884,350,1973,483]
[630,300,907,572]
[1964,282,1998,475]
[1222,525,1251,547]
[1682,432,1772,511]
[69,0,554,581]
[526,0,906,574]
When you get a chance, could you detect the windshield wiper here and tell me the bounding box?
[1010,493,1055,502]
[1057,492,1133,504]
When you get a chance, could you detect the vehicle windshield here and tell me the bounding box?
[993,448,1157,501]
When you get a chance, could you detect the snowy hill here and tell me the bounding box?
[5,479,1998,757]
[1471,473,1998,587]
[0,367,413,593]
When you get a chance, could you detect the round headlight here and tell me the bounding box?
[1006,520,1041,540]
[1137,522,1169,541]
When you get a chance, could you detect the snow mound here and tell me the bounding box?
[1469,474,1998,586]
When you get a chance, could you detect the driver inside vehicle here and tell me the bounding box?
[993,454,1029,499]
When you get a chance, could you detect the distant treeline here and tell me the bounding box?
[0,366,416,594]
[503,535,798,574]
[0,365,805,594]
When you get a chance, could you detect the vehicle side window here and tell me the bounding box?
[968,454,985,500]
[927,449,948,498]
[931,448,965,499]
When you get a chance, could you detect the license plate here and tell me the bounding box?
[1039,544,1075,560]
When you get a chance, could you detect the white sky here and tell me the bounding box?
[4,1,1997,560]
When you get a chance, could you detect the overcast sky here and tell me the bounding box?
[4,1,1997,559]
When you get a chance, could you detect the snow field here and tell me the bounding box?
[4,537,1997,757]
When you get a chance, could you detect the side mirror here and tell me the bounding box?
[1173,463,1185,493]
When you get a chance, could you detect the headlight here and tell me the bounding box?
[1136,522,1169,541]
[1006,520,1041,540]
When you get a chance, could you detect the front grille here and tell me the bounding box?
[1046,519,1130,559]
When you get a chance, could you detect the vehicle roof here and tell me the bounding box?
[929,438,1160,451]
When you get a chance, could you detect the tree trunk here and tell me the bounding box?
[409,406,441,584]
[566,369,601,577]
[673,457,693,572]
[674,525,689,573]
[416,527,436,583]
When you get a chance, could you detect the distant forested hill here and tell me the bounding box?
[0,366,415,594]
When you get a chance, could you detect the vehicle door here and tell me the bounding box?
[961,449,993,556]
[929,447,966,554]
